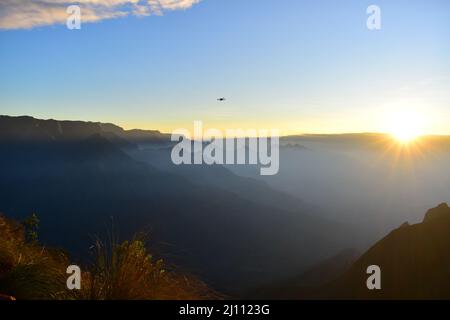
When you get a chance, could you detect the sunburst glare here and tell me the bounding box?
[384,109,426,144]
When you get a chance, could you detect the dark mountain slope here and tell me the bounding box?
[249,248,359,299]
[322,203,450,299]
[260,203,450,299]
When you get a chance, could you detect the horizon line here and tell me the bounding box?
[2,114,450,138]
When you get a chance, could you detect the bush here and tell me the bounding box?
[82,238,216,300]
[0,214,71,299]
[0,214,218,300]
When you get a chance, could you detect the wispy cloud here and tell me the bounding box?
[0,0,201,30]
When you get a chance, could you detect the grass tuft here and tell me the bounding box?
[0,214,218,300]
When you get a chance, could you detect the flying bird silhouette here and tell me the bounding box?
[217,97,226,102]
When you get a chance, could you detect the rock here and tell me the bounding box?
[423,203,450,223]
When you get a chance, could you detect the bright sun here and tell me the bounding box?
[384,110,425,144]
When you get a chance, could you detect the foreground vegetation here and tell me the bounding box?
[0,214,217,300]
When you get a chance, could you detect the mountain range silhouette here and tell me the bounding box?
[0,115,355,295]
[1,115,449,298]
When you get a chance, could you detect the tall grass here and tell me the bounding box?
[82,237,216,299]
[0,214,72,299]
[0,214,218,300]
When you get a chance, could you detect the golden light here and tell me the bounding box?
[384,110,425,144]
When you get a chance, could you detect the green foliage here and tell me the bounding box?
[0,214,73,299]
[22,213,39,243]
[82,237,214,300]
[0,214,218,300]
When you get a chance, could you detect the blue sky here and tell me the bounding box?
[1,0,449,134]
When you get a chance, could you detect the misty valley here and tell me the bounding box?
[1,115,450,300]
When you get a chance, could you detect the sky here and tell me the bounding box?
[0,0,449,135]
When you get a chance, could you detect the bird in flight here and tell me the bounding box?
[217,97,226,102]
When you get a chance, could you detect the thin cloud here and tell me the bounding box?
[0,0,201,30]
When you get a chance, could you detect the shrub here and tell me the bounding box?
[0,214,218,300]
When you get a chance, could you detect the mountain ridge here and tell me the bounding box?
[0,115,357,295]
[320,203,450,299]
